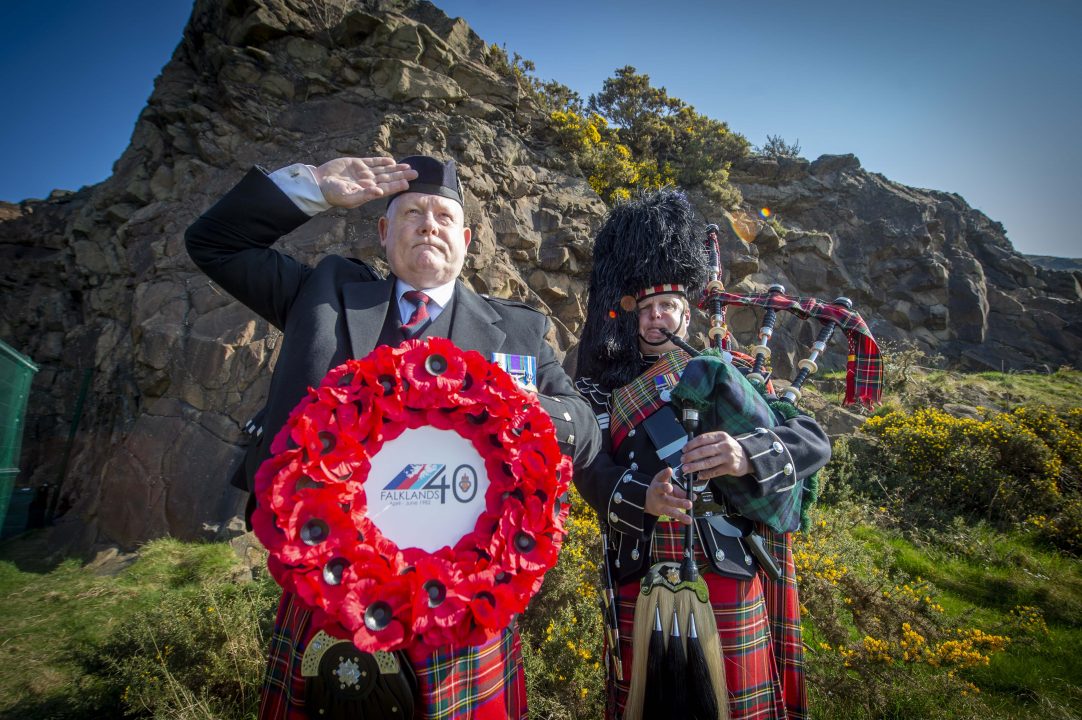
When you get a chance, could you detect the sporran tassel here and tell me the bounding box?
[642,604,666,719]
[687,611,722,720]
[627,589,676,720]
[662,608,689,716]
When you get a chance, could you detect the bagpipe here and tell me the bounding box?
[620,223,883,720]
[680,223,882,409]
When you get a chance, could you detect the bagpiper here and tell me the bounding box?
[573,187,832,720]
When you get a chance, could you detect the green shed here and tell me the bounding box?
[0,339,38,531]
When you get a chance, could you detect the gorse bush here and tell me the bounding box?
[578,66,748,208]
[548,110,673,204]
[520,487,606,720]
[833,405,1082,554]
[485,51,748,207]
[797,505,1016,718]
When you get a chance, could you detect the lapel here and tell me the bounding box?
[343,278,395,359]
[449,281,506,353]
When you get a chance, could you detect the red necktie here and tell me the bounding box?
[400,290,431,336]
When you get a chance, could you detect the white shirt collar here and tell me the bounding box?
[394,278,456,323]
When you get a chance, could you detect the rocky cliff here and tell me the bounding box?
[1,0,1079,552]
[719,154,1081,374]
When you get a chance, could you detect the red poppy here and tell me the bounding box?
[320,359,365,392]
[254,450,304,512]
[400,337,467,406]
[255,338,571,653]
[290,403,340,463]
[266,554,298,596]
[267,392,317,456]
[449,352,498,407]
[299,546,390,614]
[348,347,409,429]
[402,549,469,636]
[497,494,560,574]
[343,573,416,652]
[279,493,353,566]
[328,394,377,448]
[454,569,516,632]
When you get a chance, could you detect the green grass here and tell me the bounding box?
[840,520,1082,719]
[817,366,1082,414]
[0,533,273,719]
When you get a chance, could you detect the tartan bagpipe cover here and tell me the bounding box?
[670,350,803,534]
[712,291,882,407]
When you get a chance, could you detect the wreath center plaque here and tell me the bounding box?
[364,425,489,552]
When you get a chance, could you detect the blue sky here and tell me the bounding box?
[2,0,1079,258]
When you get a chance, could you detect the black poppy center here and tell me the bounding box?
[424,353,448,376]
[301,518,329,546]
[295,475,322,492]
[364,601,393,631]
[318,431,336,454]
[323,558,348,586]
[515,532,536,553]
[423,579,447,608]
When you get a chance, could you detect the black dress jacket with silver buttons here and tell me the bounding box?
[574,358,831,585]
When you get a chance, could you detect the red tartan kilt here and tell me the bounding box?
[258,592,526,720]
[407,628,527,720]
[607,520,801,720]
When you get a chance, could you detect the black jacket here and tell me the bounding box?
[185,167,599,493]
[574,366,830,584]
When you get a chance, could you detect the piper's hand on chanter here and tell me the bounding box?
[645,467,693,525]
[680,431,750,480]
[313,157,419,208]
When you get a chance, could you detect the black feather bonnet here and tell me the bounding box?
[576,188,709,389]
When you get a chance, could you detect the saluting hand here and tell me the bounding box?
[312,157,419,208]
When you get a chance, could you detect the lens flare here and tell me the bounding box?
[724,210,761,244]
[759,207,772,219]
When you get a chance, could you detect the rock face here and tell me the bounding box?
[721,155,1082,375]
[1,0,1079,551]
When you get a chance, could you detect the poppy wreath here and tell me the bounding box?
[251,337,573,653]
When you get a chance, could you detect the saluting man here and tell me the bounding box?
[186,154,599,719]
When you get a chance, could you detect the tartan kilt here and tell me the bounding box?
[607,520,806,720]
[258,591,526,720]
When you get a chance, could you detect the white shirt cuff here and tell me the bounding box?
[268,164,331,217]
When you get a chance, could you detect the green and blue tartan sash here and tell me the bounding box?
[609,350,691,450]
[671,350,804,533]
